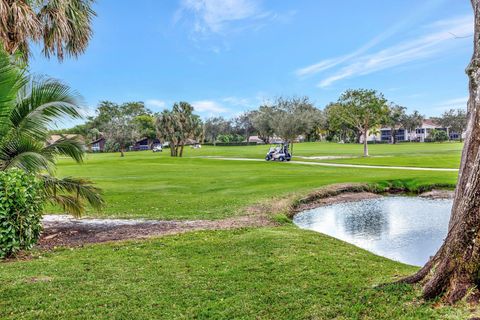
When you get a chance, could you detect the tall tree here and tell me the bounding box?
[156,102,202,157]
[384,104,406,144]
[325,103,359,143]
[251,106,275,144]
[401,1,480,303]
[270,96,321,154]
[400,110,424,142]
[0,48,103,216]
[204,117,230,146]
[437,108,468,141]
[334,89,389,157]
[103,112,138,157]
[0,0,95,61]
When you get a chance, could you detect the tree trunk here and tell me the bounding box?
[363,129,369,157]
[400,1,480,304]
[180,143,184,157]
[391,128,397,144]
[120,147,125,157]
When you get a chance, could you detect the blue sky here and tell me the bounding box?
[29,0,473,125]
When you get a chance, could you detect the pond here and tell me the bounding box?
[293,197,453,266]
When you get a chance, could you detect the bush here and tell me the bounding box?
[430,129,449,142]
[0,169,44,259]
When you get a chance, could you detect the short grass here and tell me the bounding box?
[183,141,463,168]
[0,227,468,319]
[55,146,459,219]
[2,142,467,319]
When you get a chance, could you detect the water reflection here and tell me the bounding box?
[293,197,452,266]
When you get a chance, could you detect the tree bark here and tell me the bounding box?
[120,147,125,157]
[363,129,369,157]
[400,1,480,304]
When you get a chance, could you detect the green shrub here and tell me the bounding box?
[0,169,44,259]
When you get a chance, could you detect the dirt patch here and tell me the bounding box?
[38,214,273,250]
[419,189,455,200]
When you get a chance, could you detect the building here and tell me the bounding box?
[89,137,106,152]
[131,137,160,151]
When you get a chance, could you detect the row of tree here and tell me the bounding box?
[58,89,467,158]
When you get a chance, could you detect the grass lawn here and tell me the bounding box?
[1,142,469,319]
[55,144,459,219]
[0,227,468,319]
[181,141,463,168]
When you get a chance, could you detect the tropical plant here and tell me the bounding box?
[0,169,44,258]
[0,0,95,61]
[0,49,103,216]
[156,102,203,157]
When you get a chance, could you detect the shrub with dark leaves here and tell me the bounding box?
[0,169,44,259]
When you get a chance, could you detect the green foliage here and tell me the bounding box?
[217,133,244,143]
[156,102,203,157]
[0,169,44,259]
[430,129,450,142]
[436,108,467,139]
[0,48,103,216]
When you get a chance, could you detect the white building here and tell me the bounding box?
[363,119,462,143]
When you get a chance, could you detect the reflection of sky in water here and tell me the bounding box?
[293,197,452,266]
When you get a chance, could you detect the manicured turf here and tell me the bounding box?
[1,142,467,319]
[0,227,468,319]
[55,144,459,219]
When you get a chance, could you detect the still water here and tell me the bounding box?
[293,197,453,266]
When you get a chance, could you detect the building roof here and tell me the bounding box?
[48,134,84,145]
[422,119,440,127]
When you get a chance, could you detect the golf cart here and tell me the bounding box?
[152,144,162,152]
[265,143,292,162]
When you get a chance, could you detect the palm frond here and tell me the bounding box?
[12,76,83,141]
[0,136,52,172]
[41,174,105,217]
[43,136,85,163]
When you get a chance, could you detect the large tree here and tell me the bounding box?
[0,48,103,216]
[401,1,480,304]
[400,110,424,142]
[251,106,275,144]
[0,0,95,61]
[204,116,230,146]
[156,102,203,157]
[270,96,321,154]
[437,108,468,141]
[334,89,389,156]
[384,104,406,144]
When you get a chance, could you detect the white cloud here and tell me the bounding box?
[177,0,261,34]
[146,99,166,109]
[296,0,451,78]
[315,15,472,88]
[433,96,468,111]
[192,100,229,113]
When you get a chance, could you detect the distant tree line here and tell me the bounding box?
[53,89,468,157]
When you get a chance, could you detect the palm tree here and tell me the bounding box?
[0,0,95,61]
[0,48,103,216]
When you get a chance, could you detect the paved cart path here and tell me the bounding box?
[195,156,458,172]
